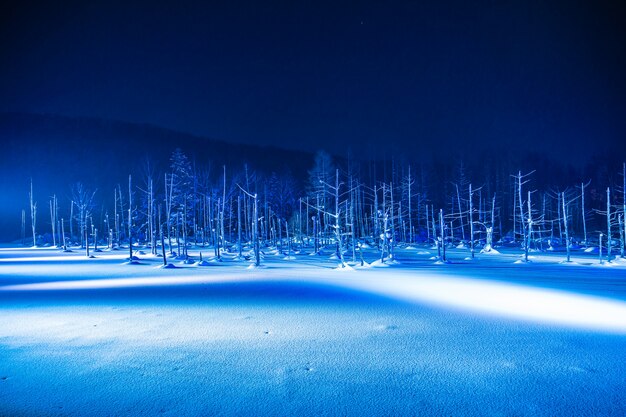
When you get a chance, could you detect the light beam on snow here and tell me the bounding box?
[0,274,258,291]
[331,272,626,334]
[2,252,626,333]
[0,255,127,263]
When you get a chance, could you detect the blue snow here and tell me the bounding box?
[0,246,625,416]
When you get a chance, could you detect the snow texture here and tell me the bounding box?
[1,245,625,416]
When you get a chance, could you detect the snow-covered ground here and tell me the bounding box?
[1,244,625,416]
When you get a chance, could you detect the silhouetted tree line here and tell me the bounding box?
[23,148,626,264]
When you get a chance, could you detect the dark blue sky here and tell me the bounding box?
[1,0,625,161]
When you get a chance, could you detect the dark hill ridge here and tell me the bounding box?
[0,112,313,175]
[0,112,314,240]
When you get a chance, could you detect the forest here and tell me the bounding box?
[22,147,626,267]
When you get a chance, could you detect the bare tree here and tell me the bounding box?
[620,162,626,258]
[128,174,134,261]
[321,169,347,267]
[49,195,57,247]
[238,184,260,267]
[165,173,174,254]
[468,184,475,258]
[439,209,447,262]
[577,180,591,245]
[72,183,96,258]
[512,170,534,248]
[607,187,613,263]
[61,217,68,251]
[562,191,571,262]
[29,179,37,247]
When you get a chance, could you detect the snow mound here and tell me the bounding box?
[480,248,501,255]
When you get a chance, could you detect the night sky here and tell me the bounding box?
[2,0,625,162]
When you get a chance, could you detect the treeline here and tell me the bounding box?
[23,148,626,264]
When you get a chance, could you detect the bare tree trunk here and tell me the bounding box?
[334,169,346,267]
[29,179,37,247]
[562,191,570,262]
[254,194,260,266]
[512,181,517,241]
[285,218,292,258]
[425,202,430,245]
[373,185,379,250]
[469,184,474,259]
[70,200,75,243]
[599,233,604,264]
[431,205,436,248]
[49,197,56,247]
[165,173,173,255]
[305,197,310,247]
[222,165,226,252]
[390,182,395,259]
[183,194,189,259]
[623,163,626,257]
[456,184,465,241]
[313,214,319,255]
[607,187,612,263]
[381,211,389,263]
[491,194,496,235]
[408,166,413,244]
[61,218,67,251]
[526,190,532,262]
[161,223,167,267]
[113,189,118,248]
[238,184,260,266]
[517,171,524,247]
[439,209,446,262]
[581,181,588,244]
[85,218,90,258]
[350,193,356,263]
[149,178,156,255]
[557,192,563,242]
[380,184,388,262]
[238,195,243,258]
[128,174,133,261]
[619,214,624,259]
[483,194,496,252]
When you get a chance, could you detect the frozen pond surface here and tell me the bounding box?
[1,245,625,416]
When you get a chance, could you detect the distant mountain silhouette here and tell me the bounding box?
[0,112,314,241]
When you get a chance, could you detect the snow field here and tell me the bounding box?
[1,245,625,416]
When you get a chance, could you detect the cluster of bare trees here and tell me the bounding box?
[23,150,626,264]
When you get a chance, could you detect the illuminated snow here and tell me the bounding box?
[1,245,625,416]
